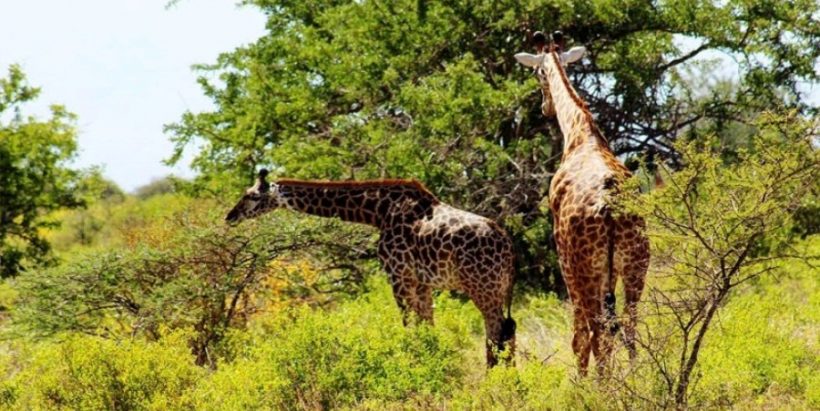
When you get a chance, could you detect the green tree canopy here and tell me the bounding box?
[166,0,819,288]
[0,65,85,278]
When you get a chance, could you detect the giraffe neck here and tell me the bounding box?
[274,179,438,228]
[543,51,609,158]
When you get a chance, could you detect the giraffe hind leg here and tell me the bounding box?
[499,276,517,356]
[500,317,516,350]
[571,306,592,376]
[470,291,514,368]
[623,276,645,360]
[590,309,617,377]
[482,309,503,367]
[478,307,516,368]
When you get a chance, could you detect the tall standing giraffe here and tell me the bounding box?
[226,170,517,366]
[515,32,649,374]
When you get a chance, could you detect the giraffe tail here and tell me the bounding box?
[604,206,620,336]
[500,278,517,347]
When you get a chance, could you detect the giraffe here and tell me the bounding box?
[226,169,517,366]
[515,31,649,375]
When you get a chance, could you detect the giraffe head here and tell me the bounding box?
[225,169,285,224]
[515,31,586,117]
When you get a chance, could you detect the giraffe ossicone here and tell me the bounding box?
[226,173,517,367]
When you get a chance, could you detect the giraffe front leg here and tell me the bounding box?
[386,266,418,326]
[390,281,411,326]
[390,274,418,327]
[413,284,434,324]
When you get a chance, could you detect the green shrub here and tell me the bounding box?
[2,331,202,410]
[1,238,815,410]
[17,196,378,366]
[694,265,820,408]
[193,281,465,410]
[448,362,608,411]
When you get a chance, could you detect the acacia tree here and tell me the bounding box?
[15,201,377,367]
[166,0,820,289]
[614,111,819,409]
[0,65,85,278]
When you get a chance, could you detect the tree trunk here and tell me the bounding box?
[674,292,725,408]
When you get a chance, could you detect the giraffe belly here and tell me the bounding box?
[415,255,464,291]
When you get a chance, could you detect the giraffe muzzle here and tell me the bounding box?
[225,208,241,224]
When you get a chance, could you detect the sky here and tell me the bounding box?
[0,0,267,192]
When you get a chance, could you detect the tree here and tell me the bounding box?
[15,198,378,367]
[615,111,820,409]
[165,0,819,289]
[133,175,178,200]
[0,65,85,278]
[45,170,126,251]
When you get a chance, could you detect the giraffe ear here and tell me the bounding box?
[560,46,586,66]
[514,52,544,68]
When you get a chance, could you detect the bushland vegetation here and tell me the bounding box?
[1,1,819,409]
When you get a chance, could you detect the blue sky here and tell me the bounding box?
[0,0,266,191]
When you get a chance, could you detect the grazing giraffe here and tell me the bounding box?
[515,32,649,375]
[226,170,517,366]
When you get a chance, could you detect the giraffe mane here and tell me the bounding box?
[275,178,440,203]
[546,50,609,146]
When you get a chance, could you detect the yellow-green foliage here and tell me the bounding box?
[0,281,467,410]
[695,261,820,408]
[0,331,203,410]
[45,193,196,256]
[2,228,817,410]
[193,281,465,410]
[448,362,605,410]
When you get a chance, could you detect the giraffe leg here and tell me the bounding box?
[590,308,615,377]
[386,266,419,326]
[623,274,646,360]
[618,225,649,361]
[413,284,434,324]
[467,287,512,368]
[571,305,592,376]
[480,307,506,368]
[389,277,412,326]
